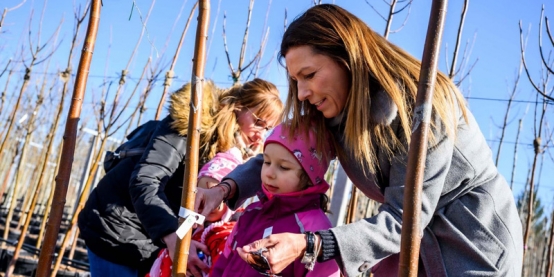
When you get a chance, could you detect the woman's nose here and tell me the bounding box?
[297,81,311,101]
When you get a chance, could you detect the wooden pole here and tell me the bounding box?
[35,1,101,275]
[398,0,447,276]
[172,1,210,276]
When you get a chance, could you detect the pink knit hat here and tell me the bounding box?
[264,123,334,188]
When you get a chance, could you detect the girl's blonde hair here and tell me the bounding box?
[169,78,283,161]
[279,4,467,175]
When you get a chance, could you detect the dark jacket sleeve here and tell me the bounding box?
[224,154,263,210]
[129,116,187,242]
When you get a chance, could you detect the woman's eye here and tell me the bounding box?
[305,72,315,79]
[263,161,270,165]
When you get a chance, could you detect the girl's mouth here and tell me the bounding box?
[264,184,278,192]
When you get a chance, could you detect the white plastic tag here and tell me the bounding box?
[178,207,205,225]
[175,207,206,239]
[176,215,198,239]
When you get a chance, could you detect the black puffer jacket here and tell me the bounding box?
[78,83,218,272]
[78,116,194,271]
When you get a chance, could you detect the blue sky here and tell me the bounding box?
[1,0,553,213]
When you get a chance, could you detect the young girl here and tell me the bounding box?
[210,123,340,277]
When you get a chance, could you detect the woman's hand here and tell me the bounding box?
[194,180,236,218]
[237,233,307,274]
[187,240,210,277]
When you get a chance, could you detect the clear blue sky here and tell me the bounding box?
[1,0,553,214]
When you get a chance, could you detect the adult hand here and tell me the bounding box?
[163,232,178,261]
[237,232,307,274]
[187,240,210,277]
[163,233,210,276]
[194,180,236,218]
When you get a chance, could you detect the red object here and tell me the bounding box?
[146,220,238,277]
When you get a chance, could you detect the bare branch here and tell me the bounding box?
[454,58,478,86]
[160,0,187,56]
[364,0,387,21]
[222,12,236,77]
[0,0,27,33]
[546,17,554,46]
[237,0,255,77]
[284,8,287,32]
[392,0,412,15]
[449,0,469,79]
[125,0,156,71]
[206,0,222,61]
[519,21,554,101]
[390,3,412,34]
[383,0,397,39]
[155,1,198,120]
[0,59,11,78]
[539,7,554,75]
[496,61,522,166]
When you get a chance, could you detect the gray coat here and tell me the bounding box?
[226,106,523,276]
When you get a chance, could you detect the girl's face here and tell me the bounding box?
[285,45,350,118]
[261,143,305,194]
[236,107,276,151]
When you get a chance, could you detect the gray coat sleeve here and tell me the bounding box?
[331,123,455,277]
[224,154,263,210]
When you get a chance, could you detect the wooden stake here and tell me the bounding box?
[398,1,447,276]
[172,1,210,276]
[35,1,101,275]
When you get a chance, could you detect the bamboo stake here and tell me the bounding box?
[50,0,154,269]
[0,146,17,204]
[3,97,42,246]
[7,62,71,275]
[155,1,198,120]
[67,228,79,260]
[173,1,210,275]
[398,1,447,276]
[0,63,15,116]
[50,137,107,277]
[346,187,358,224]
[17,160,42,230]
[36,153,60,250]
[0,68,29,171]
[35,0,101,275]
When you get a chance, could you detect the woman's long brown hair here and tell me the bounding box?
[279,4,467,175]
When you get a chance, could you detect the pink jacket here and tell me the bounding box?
[211,184,340,277]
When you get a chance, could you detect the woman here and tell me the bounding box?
[196,4,523,277]
[78,78,283,277]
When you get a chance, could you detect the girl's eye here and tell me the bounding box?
[280,165,290,170]
[263,160,270,165]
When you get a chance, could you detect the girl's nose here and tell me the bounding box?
[264,167,275,180]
